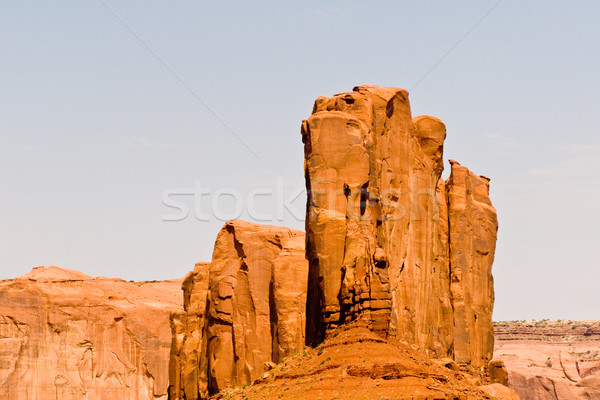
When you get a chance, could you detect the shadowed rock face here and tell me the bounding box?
[0,266,183,400]
[169,220,308,399]
[302,85,498,369]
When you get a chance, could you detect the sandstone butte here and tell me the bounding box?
[494,320,600,399]
[169,220,308,399]
[169,86,521,400]
[0,266,183,400]
[302,85,498,369]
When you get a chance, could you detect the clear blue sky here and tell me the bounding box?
[1,1,598,321]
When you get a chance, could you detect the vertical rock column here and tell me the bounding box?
[169,262,210,400]
[206,220,308,394]
[169,221,308,398]
[302,85,399,344]
[302,85,454,354]
[447,160,498,369]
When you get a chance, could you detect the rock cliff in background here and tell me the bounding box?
[169,220,308,399]
[494,320,600,399]
[302,85,498,369]
[0,266,183,400]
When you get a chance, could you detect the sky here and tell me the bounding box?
[1,1,598,321]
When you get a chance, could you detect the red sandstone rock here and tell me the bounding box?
[488,360,510,386]
[169,262,210,400]
[447,160,498,369]
[169,220,308,399]
[302,85,498,370]
[170,85,503,397]
[0,266,183,400]
[215,324,521,400]
[494,320,600,399]
[479,383,521,400]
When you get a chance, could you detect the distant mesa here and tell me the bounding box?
[16,265,93,281]
[0,265,183,399]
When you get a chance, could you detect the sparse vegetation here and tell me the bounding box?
[569,350,600,361]
[316,345,324,356]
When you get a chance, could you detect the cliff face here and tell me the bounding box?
[302,85,498,369]
[169,263,210,400]
[494,320,600,400]
[169,220,308,399]
[447,160,498,367]
[169,85,503,398]
[0,266,183,400]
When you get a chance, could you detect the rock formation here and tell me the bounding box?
[169,85,503,398]
[169,220,308,399]
[302,85,498,369]
[0,266,183,400]
[447,160,498,367]
[169,263,211,400]
[212,323,521,400]
[494,320,600,399]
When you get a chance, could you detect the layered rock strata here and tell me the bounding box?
[302,85,498,370]
[169,220,308,399]
[494,320,600,399]
[0,266,183,400]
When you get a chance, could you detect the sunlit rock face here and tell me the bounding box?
[168,220,308,399]
[169,262,211,400]
[494,320,600,400]
[447,160,498,368]
[302,85,498,369]
[0,266,183,400]
[169,85,501,399]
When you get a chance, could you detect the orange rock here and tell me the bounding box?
[169,220,308,398]
[479,383,521,400]
[494,320,600,399]
[302,85,498,370]
[216,324,519,400]
[169,262,210,400]
[447,160,498,369]
[0,266,183,400]
[488,360,510,386]
[170,85,502,397]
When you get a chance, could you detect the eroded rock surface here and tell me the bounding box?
[302,85,498,370]
[169,85,502,397]
[215,323,521,400]
[169,220,308,399]
[494,320,600,399]
[0,266,183,400]
[169,262,210,400]
[447,160,498,368]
